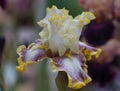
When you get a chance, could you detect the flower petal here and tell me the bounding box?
[50,54,91,89]
[79,42,102,60]
[75,12,96,25]
[16,39,47,72]
[37,6,96,56]
[37,6,73,56]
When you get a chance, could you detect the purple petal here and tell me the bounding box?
[79,42,102,60]
[16,39,47,72]
[50,54,91,89]
[17,39,46,62]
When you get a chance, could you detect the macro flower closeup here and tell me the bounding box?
[16,5,101,89]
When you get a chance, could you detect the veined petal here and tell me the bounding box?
[50,54,91,89]
[79,42,102,60]
[16,39,47,72]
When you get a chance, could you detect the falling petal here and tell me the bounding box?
[16,39,47,72]
[50,54,91,89]
[79,41,102,60]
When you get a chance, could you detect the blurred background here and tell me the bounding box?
[0,0,120,91]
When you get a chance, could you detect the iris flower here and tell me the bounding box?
[16,6,101,89]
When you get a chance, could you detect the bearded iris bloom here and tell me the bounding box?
[16,6,101,89]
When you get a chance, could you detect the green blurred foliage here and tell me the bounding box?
[48,0,83,17]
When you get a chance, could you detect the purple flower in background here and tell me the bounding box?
[81,21,115,46]
[0,0,6,9]
[79,0,120,22]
